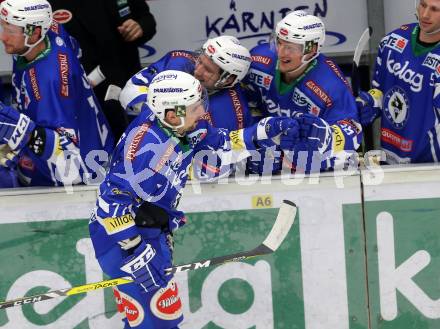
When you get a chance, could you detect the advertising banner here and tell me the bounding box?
[0,175,367,329]
[0,0,368,75]
[362,166,440,329]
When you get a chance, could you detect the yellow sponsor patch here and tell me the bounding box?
[229,129,245,150]
[138,86,148,93]
[331,125,345,152]
[252,195,273,208]
[103,214,135,234]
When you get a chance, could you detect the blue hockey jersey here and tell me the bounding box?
[244,43,362,172]
[90,108,258,256]
[372,23,440,164]
[11,22,114,186]
[119,49,253,178]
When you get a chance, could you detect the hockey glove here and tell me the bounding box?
[0,105,36,151]
[0,144,20,169]
[356,89,383,126]
[120,240,169,294]
[241,117,299,149]
[297,114,332,154]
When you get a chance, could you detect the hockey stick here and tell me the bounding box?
[351,26,372,98]
[0,200,297,309]
[351,27,374,152]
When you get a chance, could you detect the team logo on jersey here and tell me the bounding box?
[150,280,183,321]
[384,86,410,129]
[248,68,272,90]
[228,89,245,129]
[381,33,408,53]
[126,123,151,160]
[422,53,440,73]
[292,88,321,116]
[381,128,413,152]
[55,36,65,47]
[305,80,333,108]
[58,53,69,97]
[53,9,72,24]
[251,55,272,66]
[113,288,145,327]
[28,68,41,101]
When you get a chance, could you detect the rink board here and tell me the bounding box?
[0,165,439,328]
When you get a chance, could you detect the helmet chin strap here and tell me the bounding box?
[422,26,440,35]
[283,52,317,75]
[161,116,186,137]
[19,31,44,57]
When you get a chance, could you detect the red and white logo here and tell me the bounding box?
[53,9,72,24]
[113,288,145,327]
[19,156,35,171]
[251,55,272,66]
[126,123,151,161]
[29,68,41,101]
[381,128,413,152]
[305,80,333,108]
[207,45,216,54]
[279,28,289,36]
[58,53,69,97]
[150,280,183,321]
[228,89,244,129]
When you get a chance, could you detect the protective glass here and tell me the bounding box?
[276,39,304,56]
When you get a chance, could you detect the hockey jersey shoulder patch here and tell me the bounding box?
[248,68,273,90]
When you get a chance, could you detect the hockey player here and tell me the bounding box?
[119,35,255,178]
[0,0,114,187]
[357,0,440,164]
[89,70,299,328]
[244,10,362,173]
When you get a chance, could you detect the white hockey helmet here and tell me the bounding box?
[275,10,325,60]
[147,70,208,130]
[0,0,52,53]
[202,35,252,88]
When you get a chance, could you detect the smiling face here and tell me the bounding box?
[417,0,440,42]
[193,54,222,90]
[276,38,305,74]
